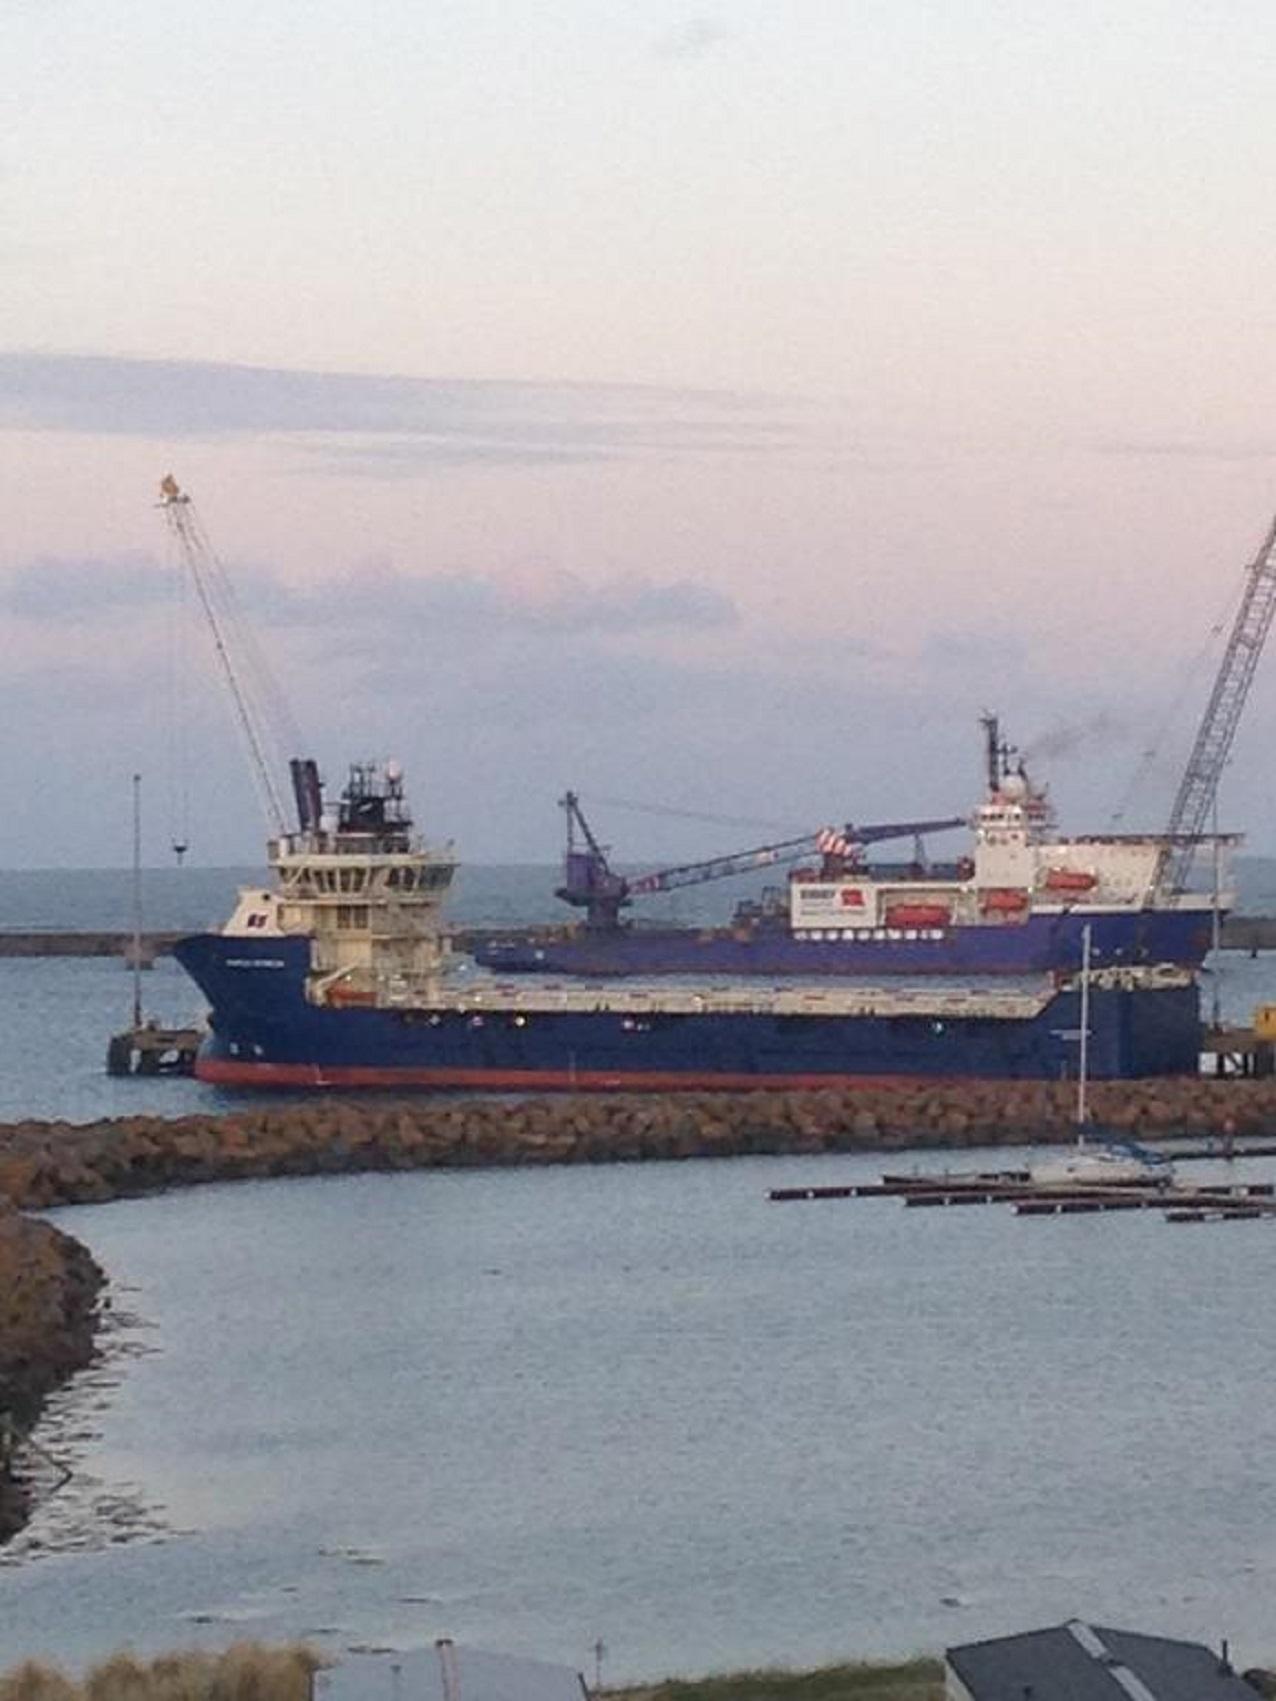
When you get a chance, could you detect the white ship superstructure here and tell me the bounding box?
[223,759,456,1008]
[789,725,1233,944]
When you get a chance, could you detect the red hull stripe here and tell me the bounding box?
[197,1058,924,1092]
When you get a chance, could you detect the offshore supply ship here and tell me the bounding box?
[473,717,1228,980]
[174,757,1201,1090]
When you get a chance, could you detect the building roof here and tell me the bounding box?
[318,1643,586,1701]
[946,1621,1256,1701]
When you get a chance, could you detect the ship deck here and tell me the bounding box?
[375,966,1193,1021]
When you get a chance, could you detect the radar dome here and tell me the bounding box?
[1000,770,1028,801]
[386,759,403,783]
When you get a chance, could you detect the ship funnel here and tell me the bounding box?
[289,757,324,834]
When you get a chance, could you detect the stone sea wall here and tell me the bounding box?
[3,1076,1276,1544]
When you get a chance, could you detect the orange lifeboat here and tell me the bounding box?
[980,887,1030,913]
[885,903,951,928]
[1043,867,1098,893]
[326,984,376,1008]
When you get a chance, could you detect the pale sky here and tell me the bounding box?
[5,1,1276,865]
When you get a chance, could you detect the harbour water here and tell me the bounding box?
[5,1148,1276,1679]
[2,868,1276,1680]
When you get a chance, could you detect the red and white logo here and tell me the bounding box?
[816,828,855,858]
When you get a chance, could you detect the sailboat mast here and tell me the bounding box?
[131,772,143,1030]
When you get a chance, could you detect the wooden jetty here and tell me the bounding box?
[769,1153,1276,1226]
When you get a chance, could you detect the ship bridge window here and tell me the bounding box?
[389,870,430,898]
[336,905,369,930]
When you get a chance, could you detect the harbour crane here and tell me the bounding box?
[158,475,299,838]
[1159,507,1276,894]
[554,790,964,930]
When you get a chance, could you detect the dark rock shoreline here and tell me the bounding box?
[0,1201,104,1541]
[3,1076,1276,1544]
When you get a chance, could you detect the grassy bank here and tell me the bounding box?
[0,1648,933,1701]
[0,1644,320,1701]
[607,1656,944,1701]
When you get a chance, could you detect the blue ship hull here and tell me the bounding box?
[473,907,1214,979]
[174,934,1202,1090]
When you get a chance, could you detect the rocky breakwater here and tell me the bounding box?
[0,1079,1275,1214]
[0,1200,103,1541]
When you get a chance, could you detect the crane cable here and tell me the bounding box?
[582,792,807,835]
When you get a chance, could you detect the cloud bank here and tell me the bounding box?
[0,553,739,637]
[0,353,799,469]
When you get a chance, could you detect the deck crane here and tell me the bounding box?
[1158,507,1276,895]
[158,475,296,839]
[555,790,965,930]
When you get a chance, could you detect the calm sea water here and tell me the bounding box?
[2,870,1276,1679]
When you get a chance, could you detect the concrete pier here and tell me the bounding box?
[0,931,183,958]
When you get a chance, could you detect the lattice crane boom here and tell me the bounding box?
[555,793,963,929]
[158,475,291,836]
[1161,508,1276,893]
